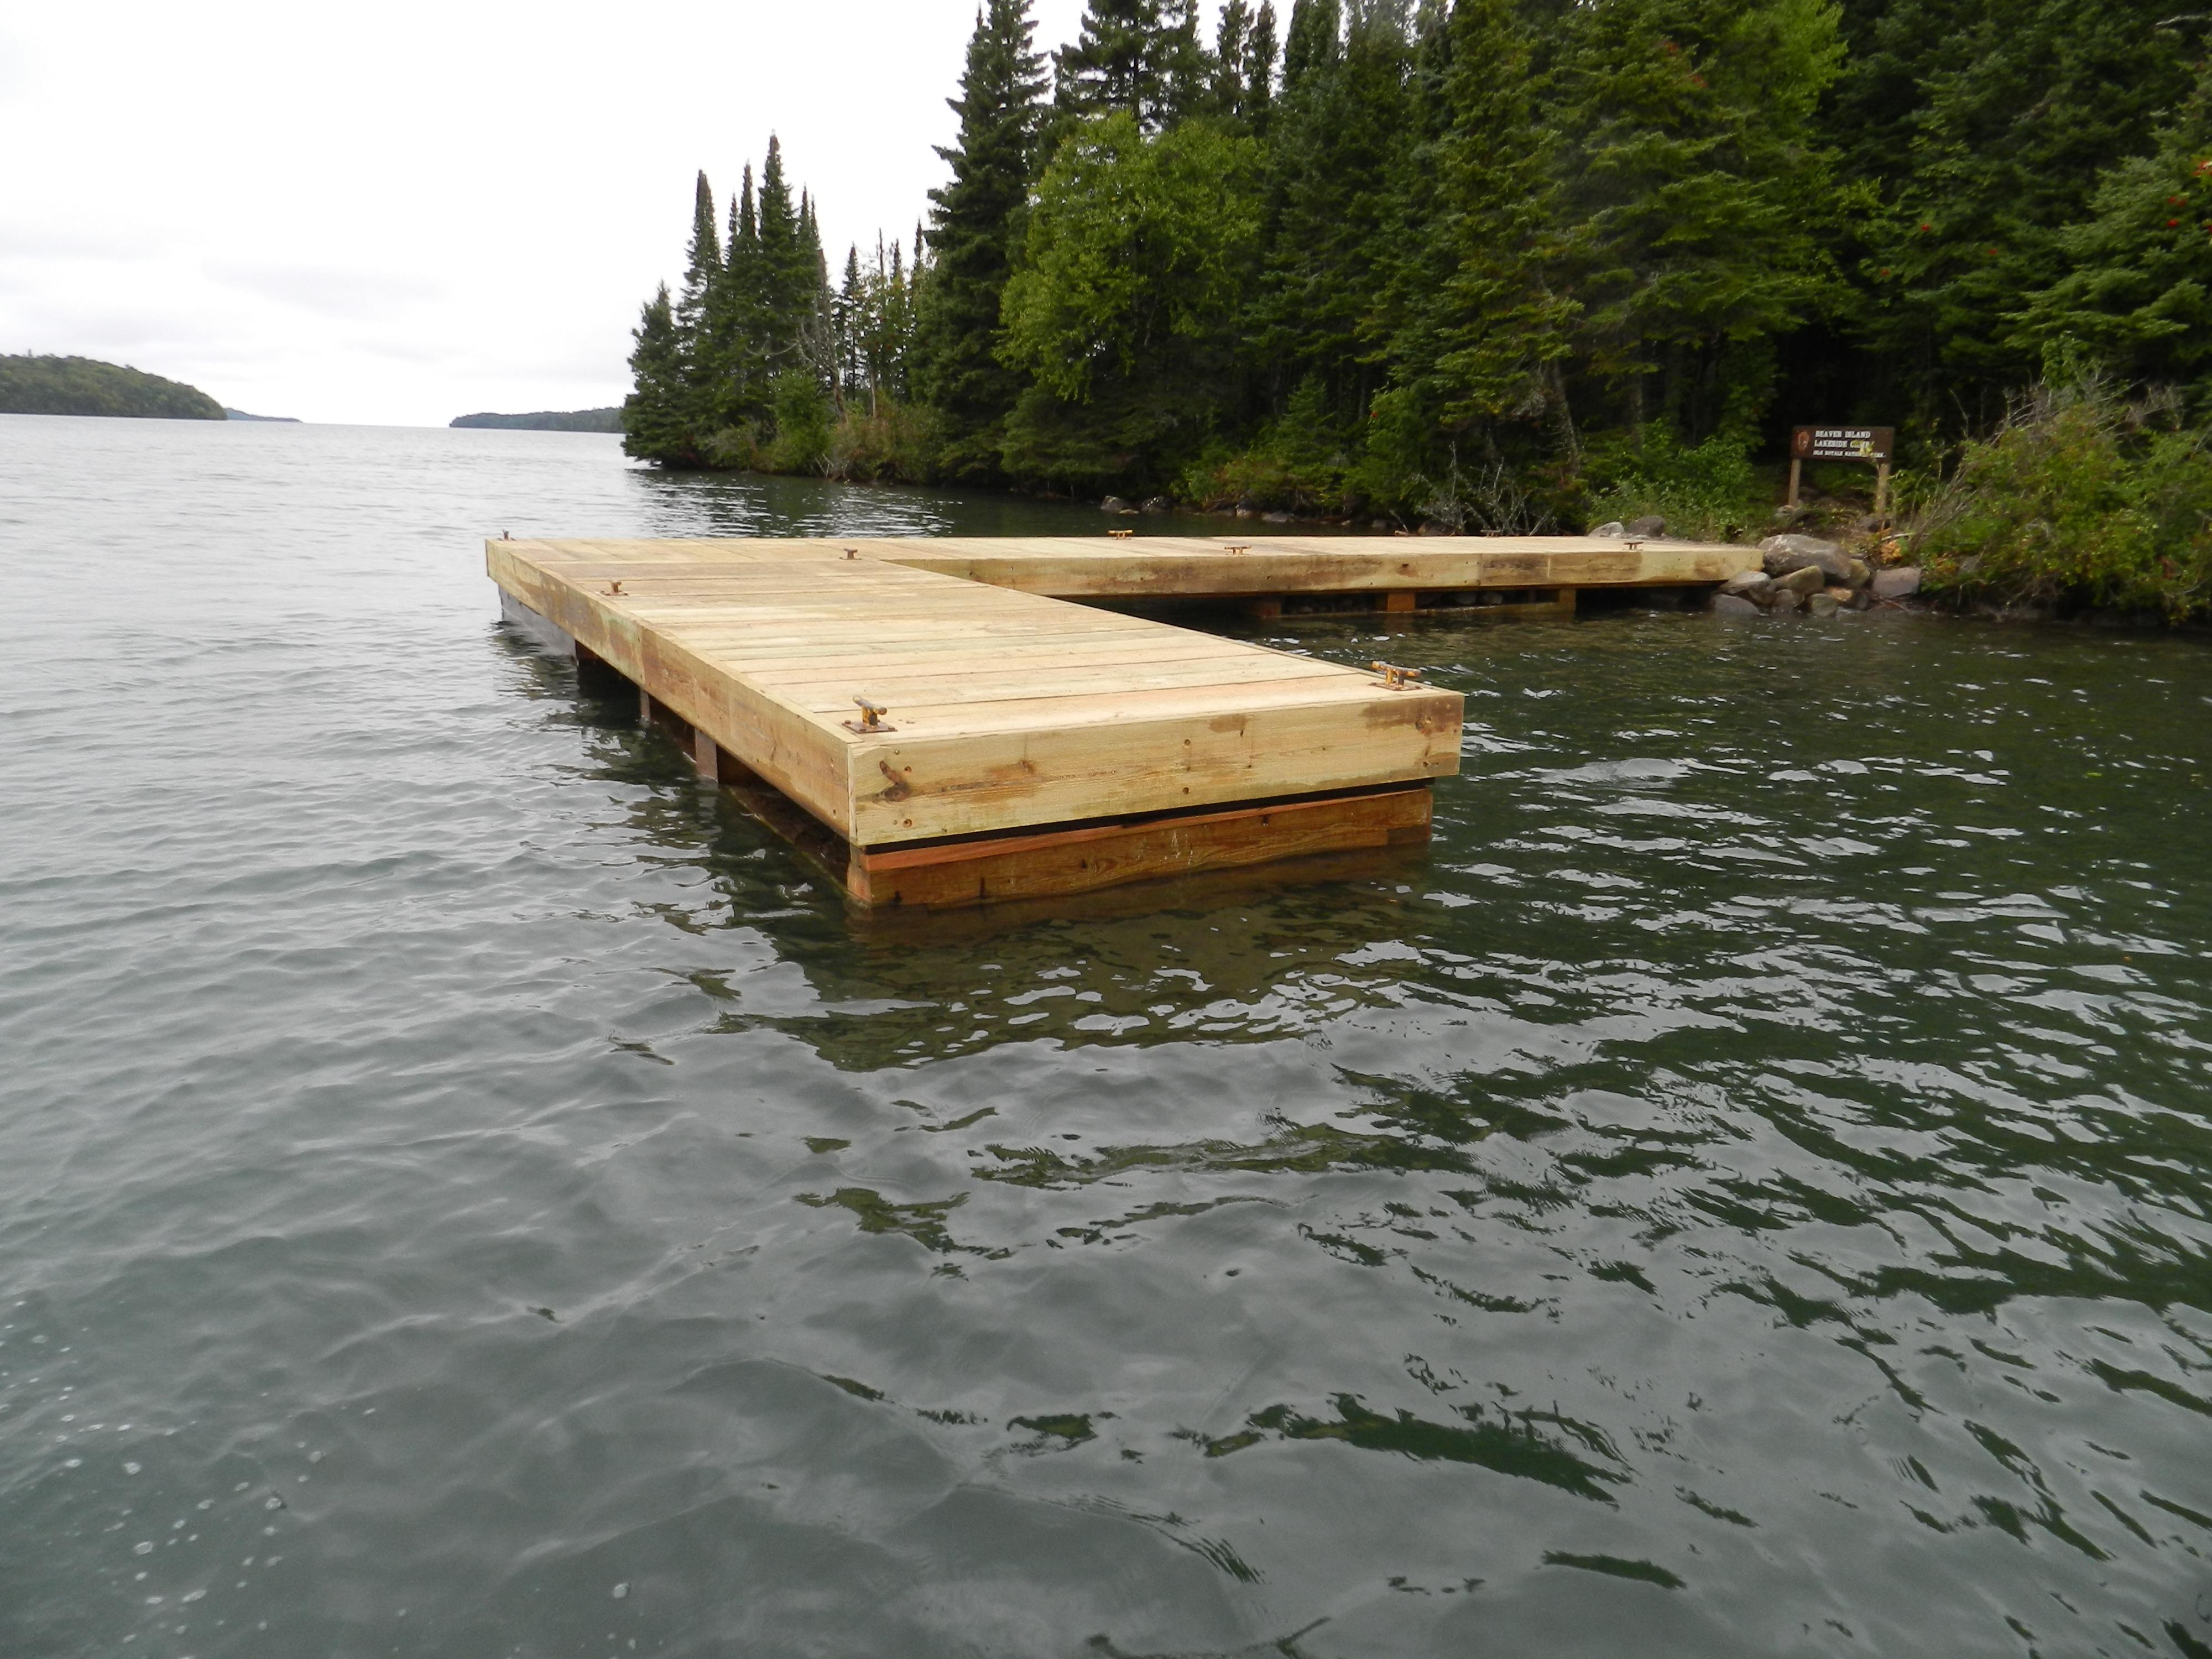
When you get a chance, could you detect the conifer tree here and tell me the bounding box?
[2017,62,2212,410]
[717,166,768,425]
[675,171,724,430]
[918,0,1048,474]
[622,284,691,463]
[1253,1,1413,415]
[1053,0,1201,131]
[1553,0,1846,440]
[1833,0,2197,424]
[1378,0,1577,448]
[1246,1,1279,132]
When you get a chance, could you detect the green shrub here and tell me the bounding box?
[1904,378,2212,619]
[764,372,834,473]
[1580,425,1766,541]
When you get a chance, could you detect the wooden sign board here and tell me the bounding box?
[1787,424,1896,512]
[1792,426,1894,463]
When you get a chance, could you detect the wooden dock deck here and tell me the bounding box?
[489,534,1752,909]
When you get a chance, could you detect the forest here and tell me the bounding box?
[0,354,225,420]
[621,0,2212,612]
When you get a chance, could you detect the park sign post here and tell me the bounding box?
[1788,425,1896,514]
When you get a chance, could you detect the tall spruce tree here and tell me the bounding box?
[1554,0,1846,441]
[1379,0,1577,446]
[716,166,769,426]
[2016,62,2212,411]
[1251,1,1415,416]
[675,171,724,431]
[1053,0,1204,130]
[622,284,691,463]
[1833,0,2199,426]
[918,0,1048,474]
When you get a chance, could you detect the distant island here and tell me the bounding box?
[1,354,223,420]
[225,408,300,422]
[451,408,622,432]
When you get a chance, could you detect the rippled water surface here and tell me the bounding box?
[4,415,2210,1658]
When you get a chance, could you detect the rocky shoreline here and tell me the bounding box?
[1704,533,1922,619]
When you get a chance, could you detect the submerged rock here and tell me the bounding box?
[1767,588,1804,613]
[1712,593,1761,617]
[1806,592,1841,619]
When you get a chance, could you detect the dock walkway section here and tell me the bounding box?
[489,534,1752,908]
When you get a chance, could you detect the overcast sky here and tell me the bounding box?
[0,0,1103,425]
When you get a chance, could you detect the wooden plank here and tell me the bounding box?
[847,786,1434,910]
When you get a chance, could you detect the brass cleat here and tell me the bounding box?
[1369,661,1423,691]
[605,580,624,596]
[843,696,895,734]
[844,547,858,559]
[1108,529,1134,539]
[1224,542,1250,555]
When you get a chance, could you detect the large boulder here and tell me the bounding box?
[1760,534,1853,583]
[1590,520,1627,538]
[1721,568,1771,597]
[1100,495,1130,514]
[1625,514,1667,537]
[1872,566,1922,599]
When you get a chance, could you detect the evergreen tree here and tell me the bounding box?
[917,0,1049,475]
[1251,1,1415,417]
[1553,0,1847,441]
[1835,0,2199,424]
[622,284,691,463]
[675,170,724,430]
[2016,63,2212,411]
[1246,1,1279,132]
[1379,0,1577,444]
[1052,0,1202,130]
[717,166,769,426]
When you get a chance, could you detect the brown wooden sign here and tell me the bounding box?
[1792,425,1895,463]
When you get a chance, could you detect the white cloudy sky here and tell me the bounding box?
[0,0,1099,425]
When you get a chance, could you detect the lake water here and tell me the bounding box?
[3,414,2209,1659]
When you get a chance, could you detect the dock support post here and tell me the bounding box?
[1559,587,1579,614]
[1383,591,1417,614]
[693,731,722,783]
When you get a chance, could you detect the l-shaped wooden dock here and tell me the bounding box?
[490,534,1756,909]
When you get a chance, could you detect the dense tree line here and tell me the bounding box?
[624,0,2212,537]
[0,354,225,420]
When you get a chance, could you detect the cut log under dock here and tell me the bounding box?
[489,534,1758,910]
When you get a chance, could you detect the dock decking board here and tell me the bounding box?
[489,533,1750,906]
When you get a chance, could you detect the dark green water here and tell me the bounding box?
[3,416,2209,1658]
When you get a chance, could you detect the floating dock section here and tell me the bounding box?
[489,535,1755,909]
